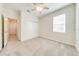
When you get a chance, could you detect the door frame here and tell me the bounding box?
[2,15,4,48]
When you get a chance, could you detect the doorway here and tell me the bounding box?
[8,18,17,41]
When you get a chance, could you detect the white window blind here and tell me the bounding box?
[53,14,66,32]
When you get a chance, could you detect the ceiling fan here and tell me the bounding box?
[27,3,49,13]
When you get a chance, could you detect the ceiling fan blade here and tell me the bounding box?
[33,3,44,5]
[43,7,49,9]
[26,8,36,13]
[26,10,31,12]
[32,8,36,11]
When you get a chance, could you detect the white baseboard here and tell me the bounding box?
[20,36,39,42]
[75,45,79,52]
[39,35,75,47]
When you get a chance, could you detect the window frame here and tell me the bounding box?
[53,13,66,33]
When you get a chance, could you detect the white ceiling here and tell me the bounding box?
[3,3,72,18]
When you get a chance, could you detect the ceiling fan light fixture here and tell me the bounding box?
[36,6,43,12]
[30,3,49,13]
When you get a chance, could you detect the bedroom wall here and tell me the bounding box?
[76,3,79,52]
[21,10,39,41]
[39,4,75,46]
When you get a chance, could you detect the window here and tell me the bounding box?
[53,14,66,32]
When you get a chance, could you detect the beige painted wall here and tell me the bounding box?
[76,3,79,52]
[39,4,75,46]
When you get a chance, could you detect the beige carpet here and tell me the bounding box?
[0,36,79,56]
